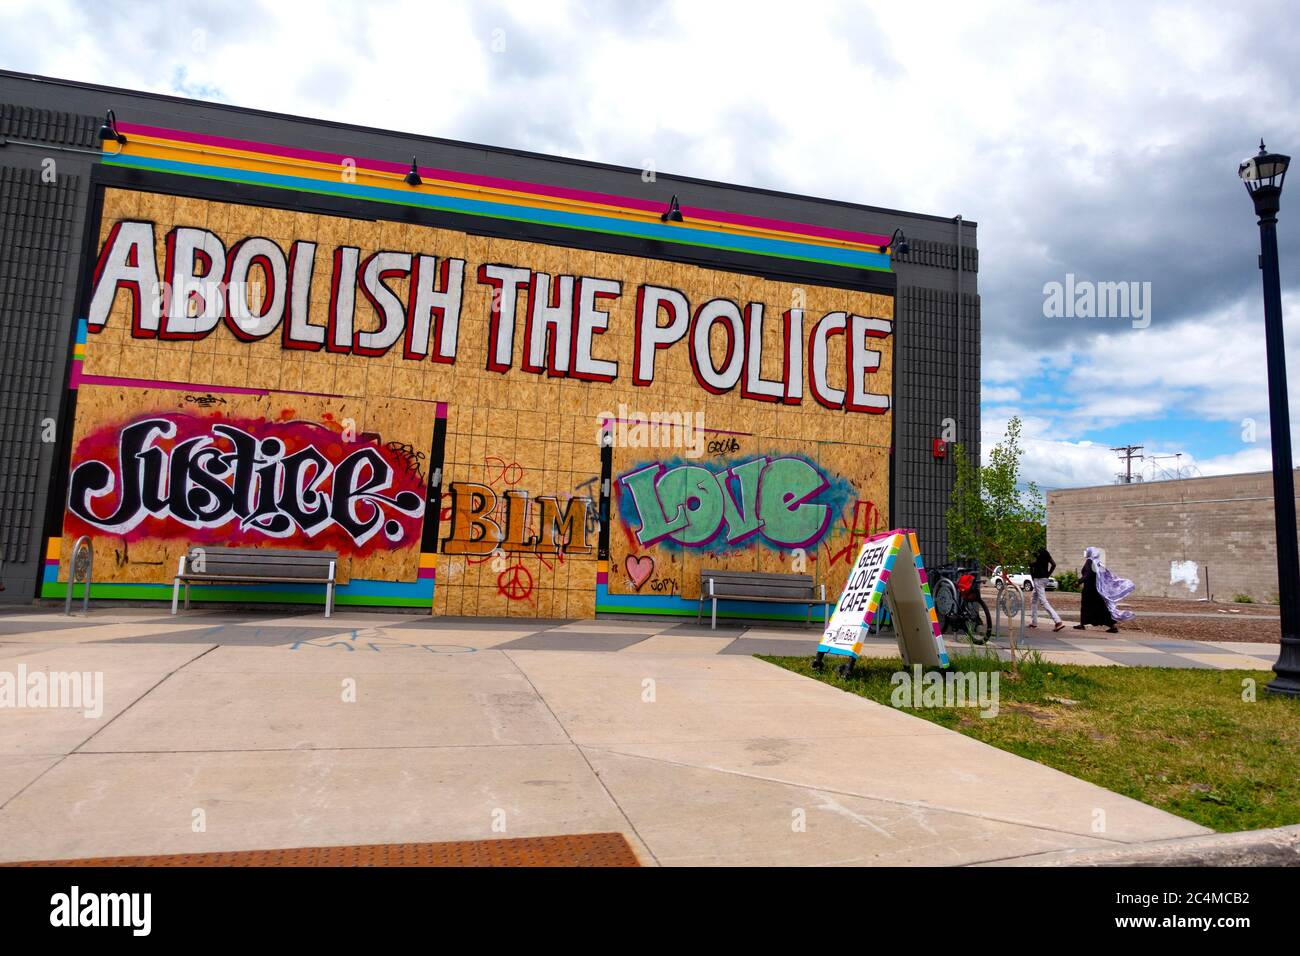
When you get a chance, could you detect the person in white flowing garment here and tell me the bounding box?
[1073,546,1135,633]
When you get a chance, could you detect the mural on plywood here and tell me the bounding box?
[57,187,894,617]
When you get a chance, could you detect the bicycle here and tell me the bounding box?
[932,567,992,644]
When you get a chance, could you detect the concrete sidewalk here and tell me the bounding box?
[0,606,1281,669]
[0,612,1211,865]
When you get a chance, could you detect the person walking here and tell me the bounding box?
[1074,545,1135,634]
[1027,546,1065,632]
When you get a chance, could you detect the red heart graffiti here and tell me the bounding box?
[625,554,655,591]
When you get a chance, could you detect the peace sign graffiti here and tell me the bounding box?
[497,561,533,602]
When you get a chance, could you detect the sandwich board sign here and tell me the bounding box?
[815,529,949,669]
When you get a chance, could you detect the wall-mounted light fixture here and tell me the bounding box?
[98,109,127,146]
[886,228,909,256]
[660,194,684,223]
[404,156,422,187]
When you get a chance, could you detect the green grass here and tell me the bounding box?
[762,652,1300,832]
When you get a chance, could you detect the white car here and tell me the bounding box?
[992,566,1058,592]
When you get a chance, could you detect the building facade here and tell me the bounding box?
[0,72,979,618]
[1048,470,1300,602]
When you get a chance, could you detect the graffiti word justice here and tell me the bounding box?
[68,419,424,547]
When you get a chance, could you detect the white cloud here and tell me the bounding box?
[1023,439,1121,490]
[982,412,1118,488]
[1063,291,1300,425]
[1189,447,1275,477]
[981,385,1020,403]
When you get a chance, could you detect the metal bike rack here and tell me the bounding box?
[992,579,1026,657]
[64,536,93,615]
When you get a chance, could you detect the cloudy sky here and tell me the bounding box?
[4,0,1299,489]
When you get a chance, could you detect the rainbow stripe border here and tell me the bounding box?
[104,123,893,275]
[69,318,87,383]
[41,537,436,608]
[595,560,829,622]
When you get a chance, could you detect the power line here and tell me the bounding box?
[1144,452,1202,481]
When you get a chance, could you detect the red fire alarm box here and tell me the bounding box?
[932,439,947,459]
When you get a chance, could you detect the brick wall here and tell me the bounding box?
[1046,471,1300,602]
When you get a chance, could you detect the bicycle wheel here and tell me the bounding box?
[934,578,959,629]
[960,598,991,644]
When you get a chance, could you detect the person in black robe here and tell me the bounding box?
[1075,555,1119,632]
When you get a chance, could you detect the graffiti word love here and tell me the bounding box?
[619,455,846,551]
[67,416,424,553]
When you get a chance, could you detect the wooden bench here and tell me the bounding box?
[171,546,339,617]
[697,570,828,629]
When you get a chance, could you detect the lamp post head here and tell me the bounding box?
[1240,140,1290,220]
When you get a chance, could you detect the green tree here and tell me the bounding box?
[947,416,1046,573]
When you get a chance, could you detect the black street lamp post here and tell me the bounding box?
[1239,140,1300,697]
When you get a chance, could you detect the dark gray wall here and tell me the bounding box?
[0,71,978,599]
[0,100,99,601]
[894,230,981,566]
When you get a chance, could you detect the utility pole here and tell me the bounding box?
[1112,444,1143,484]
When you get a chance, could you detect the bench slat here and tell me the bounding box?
[179,573,334,584]
[708,594,813,604]
[705,577,814,590]
[702,574,812,584]
[195,555,338,566]
[189,565,331,580]
[709,586,816,600]
[186,545,338,580]
[188,547,338,560]
[189,548,340,564]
